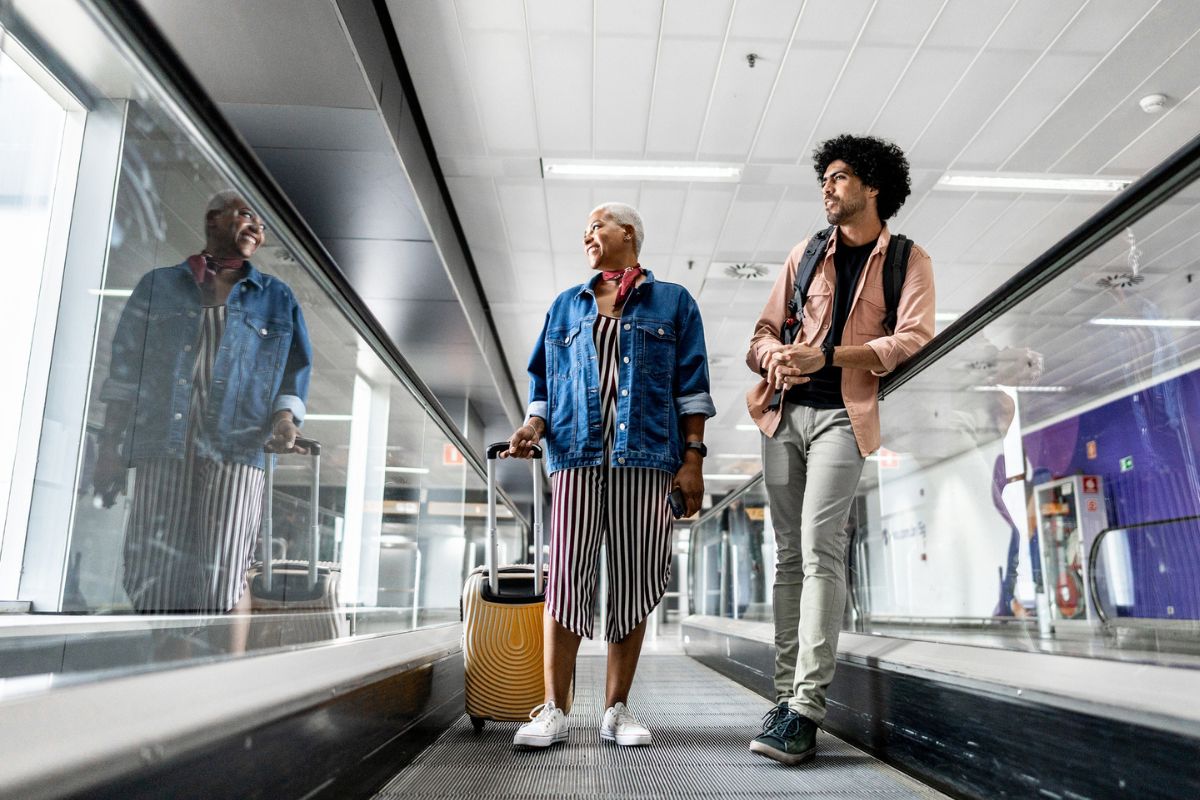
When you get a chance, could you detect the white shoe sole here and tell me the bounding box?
[513,729,568,748]
[600,728,651,746]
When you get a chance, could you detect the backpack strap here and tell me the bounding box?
[882,233,912,335]
[780,226,834,346]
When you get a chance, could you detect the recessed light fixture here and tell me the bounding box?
[1090,317,1200,328]
[385,466,430,474]
[305,414,353,422]
[971,385,1069,393]
[541,159,742,182]
[935,172,1133,194]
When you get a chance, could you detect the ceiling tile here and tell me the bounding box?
[460,30,540,153]
[594,35,659,156]
[530,31,593,155]
[645,38,726,157]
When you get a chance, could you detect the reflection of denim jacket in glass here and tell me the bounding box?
[100,261,311,470]
[526,270,716,474]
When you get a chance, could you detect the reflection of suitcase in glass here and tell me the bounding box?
[462,443,571,733]
[248,438,348,648]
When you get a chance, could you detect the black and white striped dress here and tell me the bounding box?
[545,314,675,642]
[122,304,266,614]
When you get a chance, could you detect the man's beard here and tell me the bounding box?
[825,194,865,225]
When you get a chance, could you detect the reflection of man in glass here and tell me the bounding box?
[93,191,311,646]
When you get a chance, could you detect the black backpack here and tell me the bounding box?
[770,227,912,407]
[779,225,912,346]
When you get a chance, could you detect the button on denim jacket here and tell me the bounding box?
[101,261,312,470]
[526,270,716,474]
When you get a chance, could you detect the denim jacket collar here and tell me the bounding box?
[576,268,657,298]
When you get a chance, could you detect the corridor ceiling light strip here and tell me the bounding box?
[1090,317,1200,328]
[541,159,742,182]
[702,473,758,481]
[385,466,430,474]
[735,424,759,431]
[971,385,1069,393]
[714,453,761,459]
[934,312,961,322]
[935,172,1133,194]
[88,288,134,297]
[305,414,353,421]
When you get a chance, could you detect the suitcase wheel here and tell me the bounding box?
[470,716,485,734]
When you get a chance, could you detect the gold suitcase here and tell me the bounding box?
[462,443,571,732]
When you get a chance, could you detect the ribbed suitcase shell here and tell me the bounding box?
[461,565,572,720]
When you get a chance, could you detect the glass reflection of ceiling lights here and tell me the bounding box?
[1090,318,1200,328]
[541,159,742,182]
[971,385,1069,393]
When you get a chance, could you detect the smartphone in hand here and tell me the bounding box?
[667,487,687,519]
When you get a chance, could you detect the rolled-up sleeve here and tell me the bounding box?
[525,312,550,421]
[675,294,716,418]
[273,294,312,424]
[864,245,936,376]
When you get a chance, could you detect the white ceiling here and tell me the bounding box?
[387,0,1200,472]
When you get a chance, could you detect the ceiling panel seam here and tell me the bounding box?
[997,0,1162,171]
[866,0,949,135]
[692,0,738,159]
[941,0,1092,171]
[640,1,668,157]
[745,2,806,162]
[1101,82,1200,172]
[794,0,879,167]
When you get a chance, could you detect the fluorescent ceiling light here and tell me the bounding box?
[385,466,430,474]
[935,172,1133,194]
[935,312,961,322]
[304,414,353,421]
[972,385,1069,393]
[735,424,759,431]
[714,453,760,459]
[1090,317,1200,328]
[703,473,756,481]
[542,159,742,182]
[88,288,133,297]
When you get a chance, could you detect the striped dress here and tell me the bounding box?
[545,314,675,642]
[122,304,266,614]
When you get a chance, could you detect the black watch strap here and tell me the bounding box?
[685,441,708,458]
[823,341,836,368]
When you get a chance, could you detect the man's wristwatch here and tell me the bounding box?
[823,340,836,368]
[685,441,708,458]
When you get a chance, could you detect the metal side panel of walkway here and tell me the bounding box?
[373,654,947,799]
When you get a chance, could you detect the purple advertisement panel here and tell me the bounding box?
[1022,369,1200,619]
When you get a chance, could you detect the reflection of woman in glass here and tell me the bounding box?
[93,191,311,650]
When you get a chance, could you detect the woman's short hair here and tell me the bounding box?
[811,135,911,221]
[593,202,644,256]
[205,189,244,217]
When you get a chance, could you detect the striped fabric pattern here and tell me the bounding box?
[545,314,674,642]
[122,305,265,614]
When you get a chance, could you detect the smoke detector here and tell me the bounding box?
[1097,272,1145,289]
[1139,93,1168,114]
[721,262,768,280]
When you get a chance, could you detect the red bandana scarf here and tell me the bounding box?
[187,252,245,285]
[600,265,643,308]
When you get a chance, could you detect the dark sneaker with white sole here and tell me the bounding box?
[749,703,817,765]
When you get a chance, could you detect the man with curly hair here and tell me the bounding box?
[744,134,935,764]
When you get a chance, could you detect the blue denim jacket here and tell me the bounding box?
[527,270,716,474]
[100,261,312,470]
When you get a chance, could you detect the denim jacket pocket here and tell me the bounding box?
[243,314,291,375]
[636,321,676,376]
[545,324,583,451]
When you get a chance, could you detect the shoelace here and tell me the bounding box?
[760,705,804,738]
[528,702,558,724]
[612,706,638,728]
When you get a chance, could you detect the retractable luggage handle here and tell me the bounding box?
[485,442,544,595]
[262,437,322,592]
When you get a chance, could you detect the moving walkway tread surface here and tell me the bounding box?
[374,654,946,798]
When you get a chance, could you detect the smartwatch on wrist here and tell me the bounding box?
[823,340,836,368]
[685,441,708,458]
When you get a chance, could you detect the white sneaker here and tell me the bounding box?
[513,701,568,748]
[600,702,651,746]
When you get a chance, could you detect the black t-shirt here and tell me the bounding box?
[786,236,875,409]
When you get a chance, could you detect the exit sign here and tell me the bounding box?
[1120,456,1134,472]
